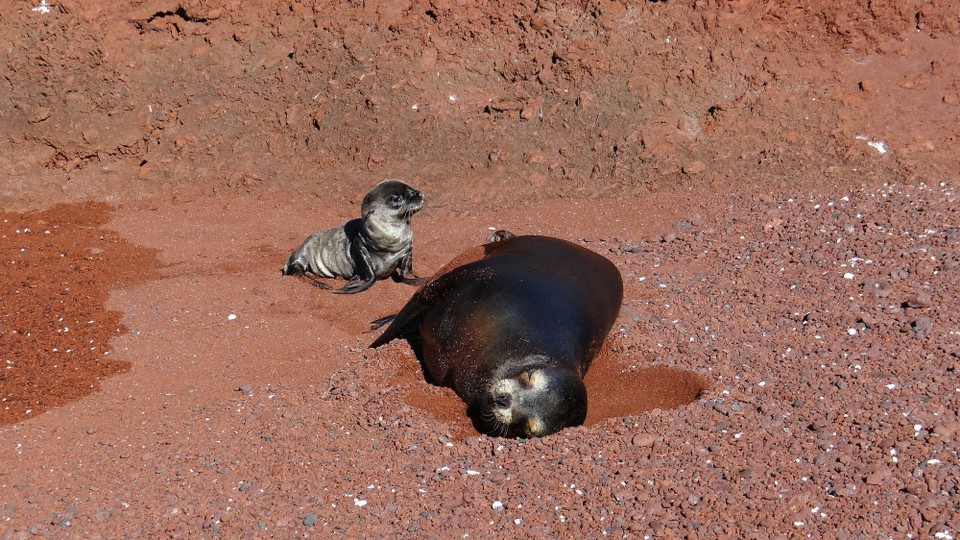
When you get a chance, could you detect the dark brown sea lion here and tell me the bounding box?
[370,234,623,437]
[282,179,424,294]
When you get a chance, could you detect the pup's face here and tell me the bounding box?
[484,361,588,438]
[361,179,424,223]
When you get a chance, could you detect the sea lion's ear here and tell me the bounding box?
[528,369,548,389]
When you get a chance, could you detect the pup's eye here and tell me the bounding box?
[389,194,403,205]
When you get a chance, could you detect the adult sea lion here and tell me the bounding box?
[370,234,623,437]
[282,179,424,294]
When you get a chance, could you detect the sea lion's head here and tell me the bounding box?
[361,179,424,225]
[482,355,588,438]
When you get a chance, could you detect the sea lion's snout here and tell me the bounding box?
[406,194,424,215]
[489,378,521,425]
[486,366,586,438]
[406,188,424,211]
[281,257,305,276]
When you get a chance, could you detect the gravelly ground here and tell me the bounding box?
[2,181,957,538]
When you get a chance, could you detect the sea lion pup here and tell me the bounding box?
[370,233,623,437]
[282,179,424,294]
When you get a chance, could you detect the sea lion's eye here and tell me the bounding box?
[389,194,403,206]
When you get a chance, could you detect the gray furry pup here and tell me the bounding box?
[282,179,424,294]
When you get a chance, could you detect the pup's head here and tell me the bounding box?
[478,355,588,438]
[361,179,424,223]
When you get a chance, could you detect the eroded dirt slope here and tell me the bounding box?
[3,0,959,210]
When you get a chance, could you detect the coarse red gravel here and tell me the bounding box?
[1,182,957,537]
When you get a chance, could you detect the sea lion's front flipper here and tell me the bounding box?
[368,268,461,347]
[334,277,374,294]
[368,293,430,347]
[369,314,396,331]
[393,248,424,286]
[335,241,378,294]
[393,273,425,286]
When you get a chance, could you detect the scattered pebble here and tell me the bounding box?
[630,433,657,447]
